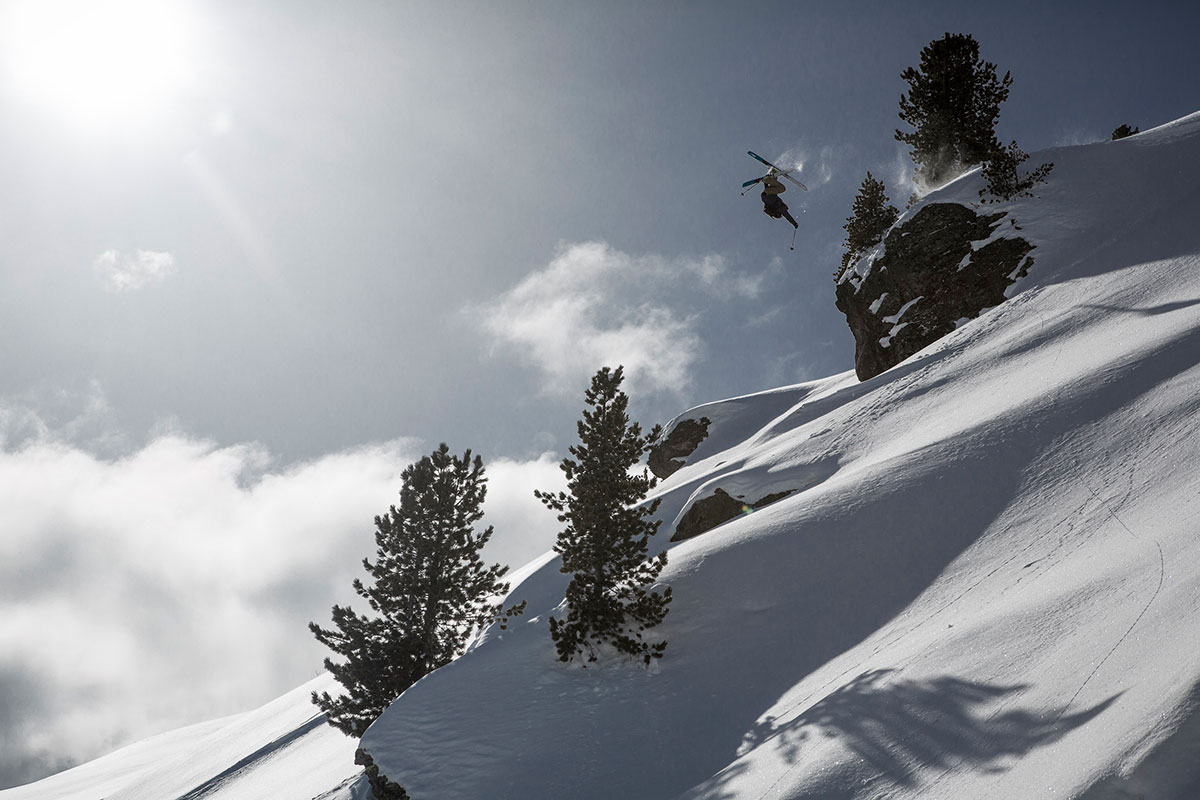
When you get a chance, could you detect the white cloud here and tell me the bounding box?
[0,407,568,787]
[481,453,567,571]
[476,241,755,398]
[92,249,176,292]
[0,433,414,780]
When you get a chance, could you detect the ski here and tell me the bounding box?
[747,151,776,169]
[746,151,808,191]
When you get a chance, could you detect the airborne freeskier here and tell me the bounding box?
[742,151,807,249]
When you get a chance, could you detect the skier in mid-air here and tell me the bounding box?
[742,151,806,249]
[759,172,799,229]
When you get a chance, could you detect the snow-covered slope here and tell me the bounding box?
[359,114,1200,799]
[10,114,1200,800]
[0,675,363,800]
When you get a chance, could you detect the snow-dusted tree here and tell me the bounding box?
[535,366,672,666]
[310,444,524,736]
[979,140,1054,202]
[839,171,900,278]
[896,32,1012,189]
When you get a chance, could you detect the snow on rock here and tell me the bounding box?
[359,111,1200,799]
[647,376,851,484]
[835,201,1035,380]
[880,295,923,325]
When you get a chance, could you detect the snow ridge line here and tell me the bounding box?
[176,715,328,800]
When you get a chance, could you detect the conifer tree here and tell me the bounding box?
[896,32,1012,189]
[839,171,900,278]
[535,366,672,666]
[1111,124,1140,140]
[310,444,524,736]
[979,140,1054,202]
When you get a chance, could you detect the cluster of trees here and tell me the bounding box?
[309,32,1148,743]
[311,366,669,737]
[839,32,1063,278]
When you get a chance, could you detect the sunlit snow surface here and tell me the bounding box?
[0,675,363,800]
[8,113,1200,800]
[362,113,1200,799]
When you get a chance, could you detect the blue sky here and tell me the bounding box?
[2,0,1199,788]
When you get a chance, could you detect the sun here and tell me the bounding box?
[2,0,199,130]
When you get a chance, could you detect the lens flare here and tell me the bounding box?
[2,0,199,130]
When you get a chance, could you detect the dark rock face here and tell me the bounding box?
[648,417,711,479]
[355,749,410,800]
[671,488,792,542]
[835,202,1035,381]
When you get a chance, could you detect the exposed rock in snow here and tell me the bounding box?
[648,416,711,479]
[354,749,409,800]
[835,202,1034,380]
[669,486,792,542]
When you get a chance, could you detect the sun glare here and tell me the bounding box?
[2,0,198,130]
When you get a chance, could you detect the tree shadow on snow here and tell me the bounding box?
[1080,298,1200,316]
[698,669,1118,799]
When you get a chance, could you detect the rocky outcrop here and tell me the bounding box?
[355,749,410,800]
[648,417,711,479]
[671,488,792,542]
[835,202,1035,381]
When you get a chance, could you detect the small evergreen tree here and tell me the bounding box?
[839,171,900,278]
[310,444,524,736]
[979,140,1054,202]
[896,32,1012,189]
[535,366,672,666]
[1112,124,1140,140]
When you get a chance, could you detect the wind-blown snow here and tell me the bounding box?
[359,113,1200,799]
[9,113,1200,800]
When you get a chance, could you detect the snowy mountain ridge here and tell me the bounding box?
[6,111,1200,799]
[360,111,1200,799]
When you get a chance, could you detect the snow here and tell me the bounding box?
[0,675,363,800]
[358,112,1200,799]
[881,295,922,325]
[10,111,1200,800]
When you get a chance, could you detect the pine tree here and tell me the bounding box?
[896,32,1012,189]
[1112,124,1140,140]
[310,444,524,736]
[535,366,672,666]
[839,171,900,278]
[979,140,1054,202]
